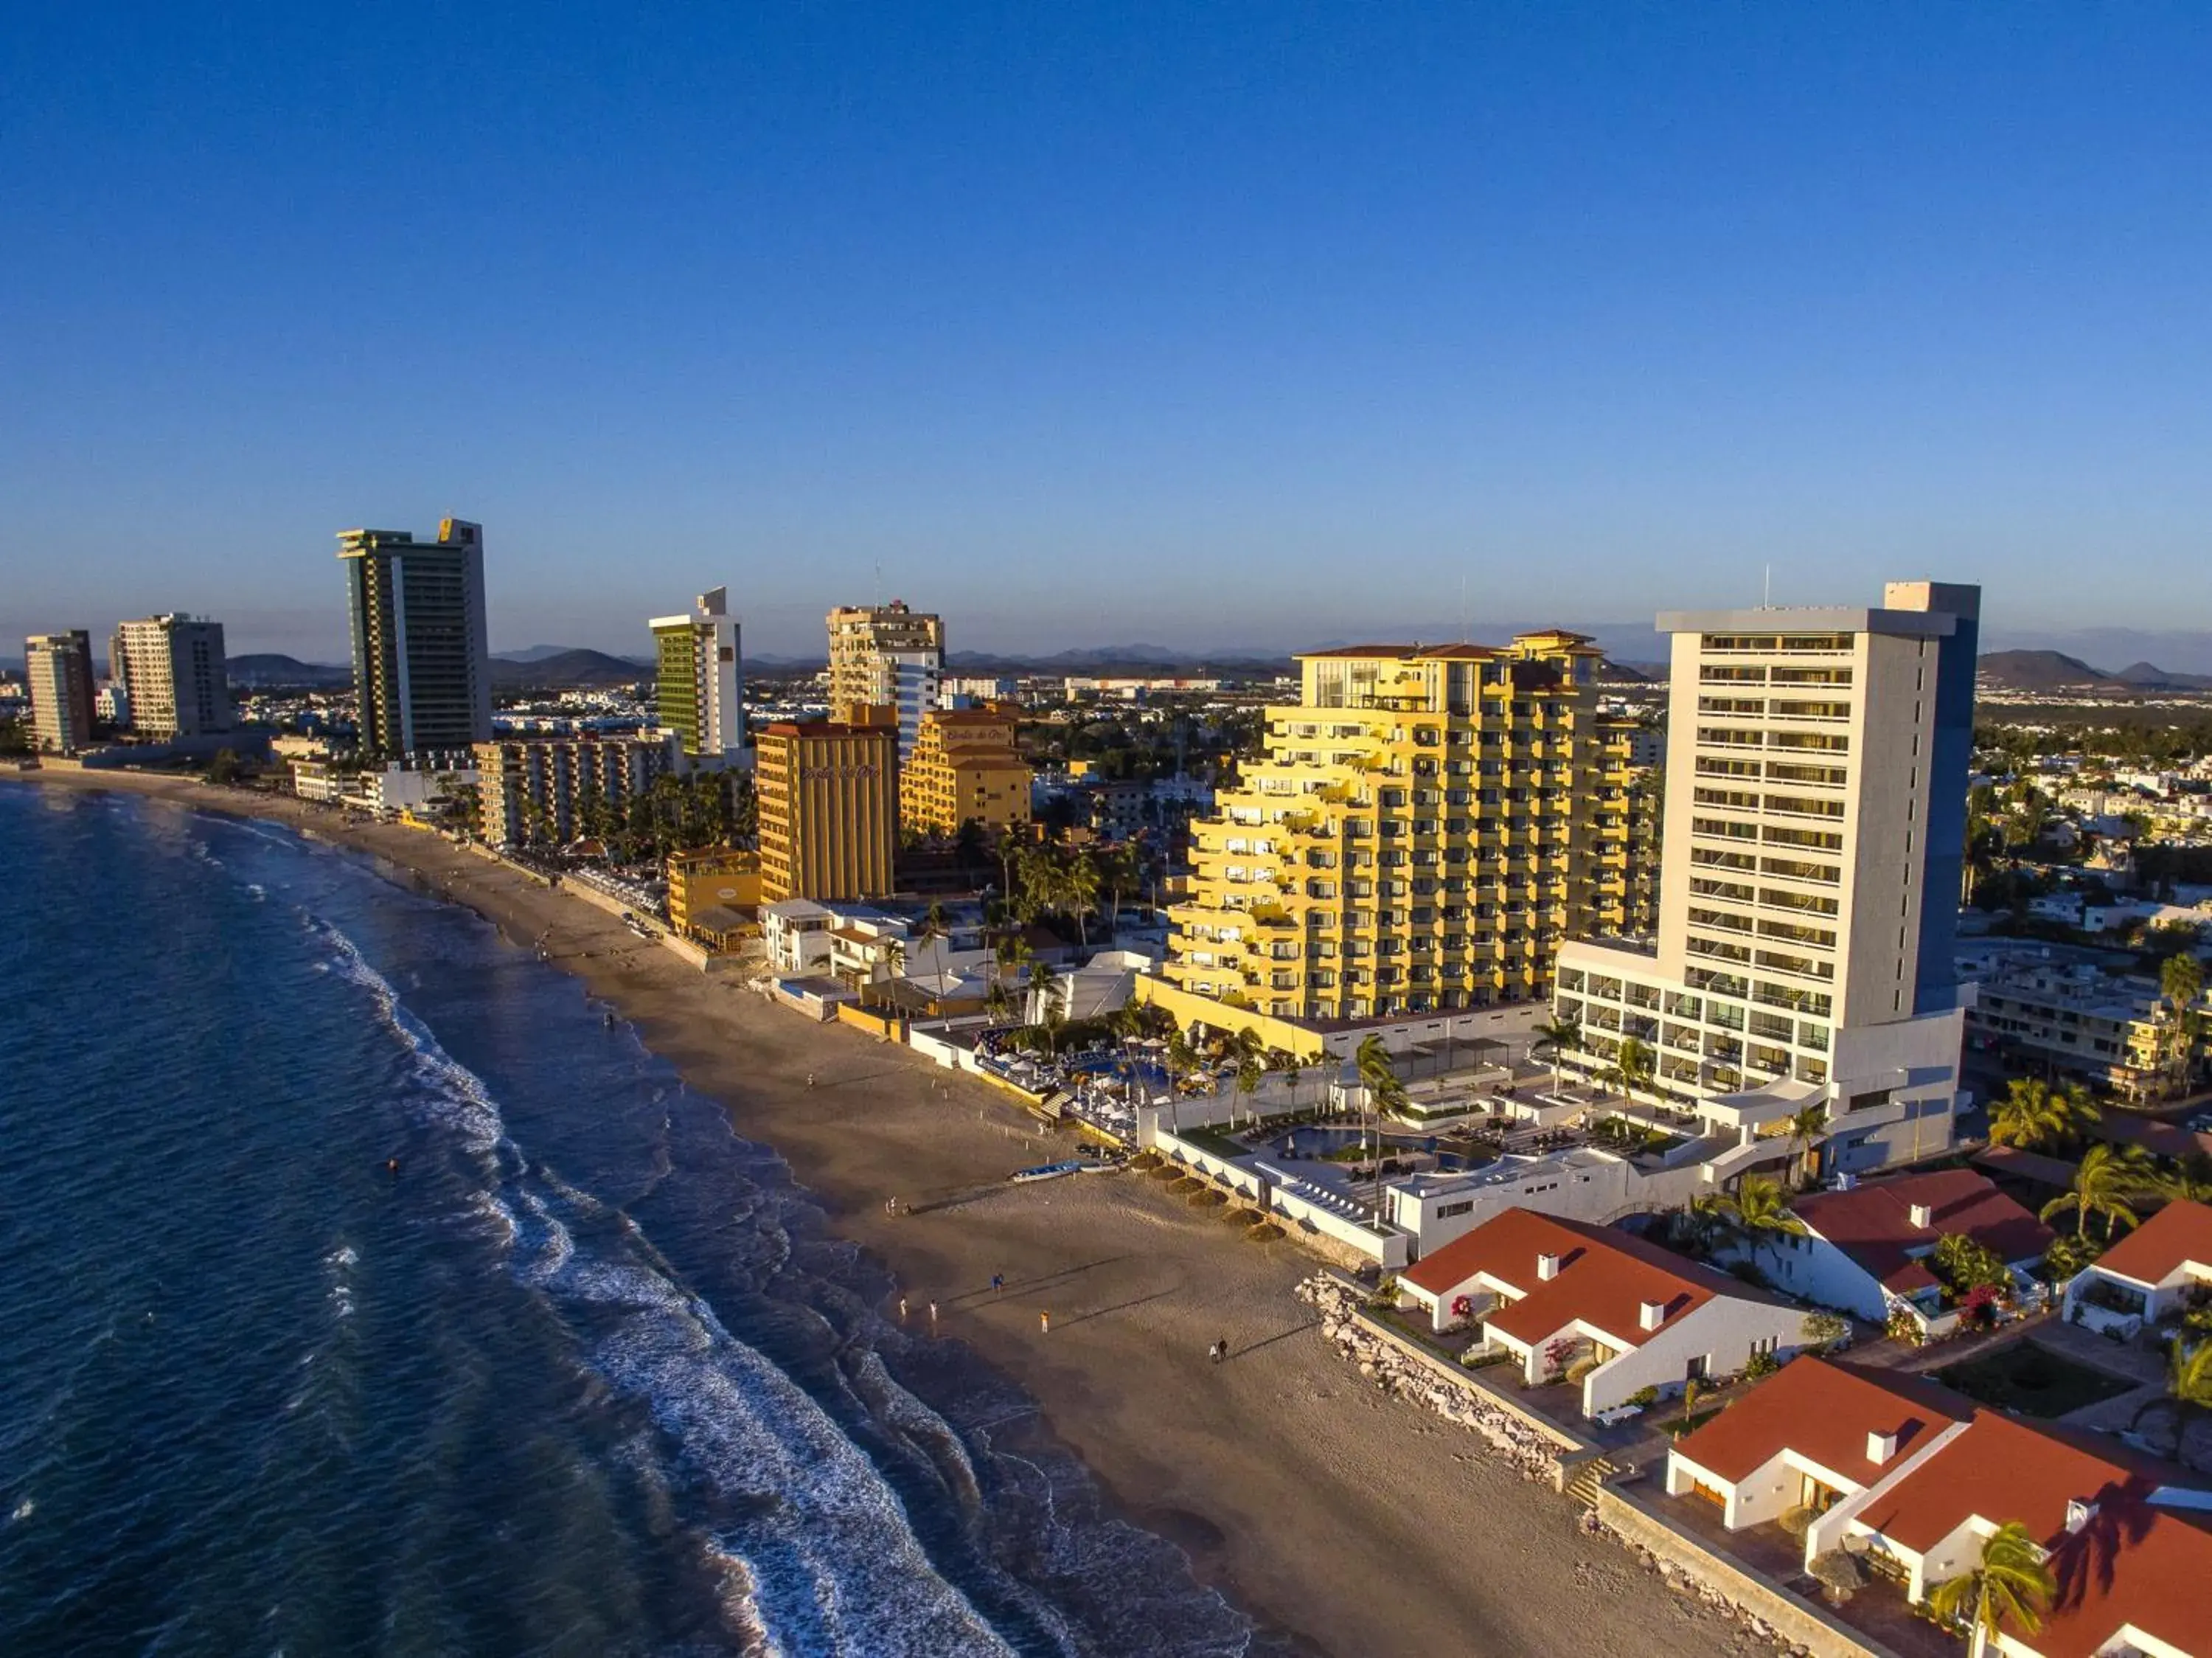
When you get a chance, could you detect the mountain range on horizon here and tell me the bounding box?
[25,629,2212,692]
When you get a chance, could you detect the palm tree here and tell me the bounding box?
[1354,1036,1406,1216]
[1060,854,1102,946]
[2159,953,2205,1095]
[1618,1035,1656,1097]
[1026,960,1065,1049]
[1926,1521,2056,1646]
[1713,1173,1809,1270]
[1531,1017,1581,1091]
[2040,1142,2157,1239]
[1989,1078,2100,1153]
[916,901,950,987]
[2164,1149,2212,1204]
[1234,1050,1264,1128]
[1784,1103,1829,1190]
[2130,1336,2212,1457]
[871,937,908,1011]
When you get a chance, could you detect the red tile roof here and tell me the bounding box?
[1794,1170,2052,1294]
[2014,1502,2212,1658]
[1672,1357,1969,1485]
[2090,1196,2212,1288]
[1404,1209,1767,1350]
[1854,1412,2177,1555]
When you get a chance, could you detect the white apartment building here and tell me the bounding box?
[1552,581,1981,1187]
[110,614,234,738]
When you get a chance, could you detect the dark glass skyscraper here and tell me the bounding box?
[338,518,493,757]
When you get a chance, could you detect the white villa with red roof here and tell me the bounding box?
[1745,1169,2051,1336]
[1396,1208,1808,1418]
[1666,1356,2212,1657]
[2062,1196,2212,1339]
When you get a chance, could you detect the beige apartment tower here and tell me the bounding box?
[25,631,97,755]
[827,601,944,757]
[111,614,234,738]
[1166,633,1635,1021]
[757,721,899,903]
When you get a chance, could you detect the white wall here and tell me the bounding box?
[1582,1297,1806,1417]
[1744,1232,1889,1322]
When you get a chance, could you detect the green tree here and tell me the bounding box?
[1531,1017,1581,1090]
[1353,1035,1406,1215]
[2040,1142,2158,1238]
[1784,1103,1829,1190]
[2159,953,2205,1095]
[1617,1035,1656,1095]
[1930,1233,2011,1301]
[1989,1078,2101,1153]
[1926,1521,2056,1645]
[2130,1337,2212,1457]
[1711,1173,1809,1269]
[916,901,950,986]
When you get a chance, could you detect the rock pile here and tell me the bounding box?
[1295,1274,1558,1483]
[1581,1513,1818,1657]
[1300,1275,1813,1656]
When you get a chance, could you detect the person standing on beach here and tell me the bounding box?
[928,1300,939,1326]
[1039,1311,1050,1335]
[990,1273,1004,1294]
[898,1296,908,1320]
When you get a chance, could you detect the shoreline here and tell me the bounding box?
[9,769,1759,1658]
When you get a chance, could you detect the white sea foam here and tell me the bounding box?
[299,910,1032,1656]
[514,1178,1029,1657]
[9,1498,32,1523]
[316,921,502,1158]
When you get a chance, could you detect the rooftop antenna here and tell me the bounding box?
[873,559,883,608]
[1762,563,1773,608]
[1460,572,1470,644]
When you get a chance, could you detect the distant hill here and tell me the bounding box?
[1977,650,2129,693]
[229,653,351,687]
[2112,660,2212,692]
[490,648,647,689]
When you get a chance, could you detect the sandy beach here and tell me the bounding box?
[10,768,1767,1657]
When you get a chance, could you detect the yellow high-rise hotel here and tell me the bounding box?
[1166,634,1635,1021]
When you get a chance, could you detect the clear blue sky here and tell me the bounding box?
[5,2,2208,662]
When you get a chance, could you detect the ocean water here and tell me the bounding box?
[0,787,1286,1657]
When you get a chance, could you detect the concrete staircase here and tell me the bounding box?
[1563,1454,1619,1507]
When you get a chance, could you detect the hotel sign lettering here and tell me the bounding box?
[800,764,880,781]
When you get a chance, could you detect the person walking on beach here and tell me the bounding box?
[990,1273,1004,1295]
[928,1300,939,1327]
[898,1296,908,1320]
[1038,1310,1050,1336]
[1212,1335,1228,1364]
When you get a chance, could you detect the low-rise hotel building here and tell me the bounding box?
[1553,582,1981,1185]
[666,847,761,946]
[1166,633,1635,1021]
[757,721,897,903]
[899,707,1031,837]
[473,732,676,847]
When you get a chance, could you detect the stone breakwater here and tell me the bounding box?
[1577,1511,1821,1658]
[1295,1275,1560,1482]
[1296,1275,1820,1658]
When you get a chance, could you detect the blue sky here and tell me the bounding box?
[4,3,2208,662]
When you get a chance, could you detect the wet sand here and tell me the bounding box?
[12,769,1765,1658]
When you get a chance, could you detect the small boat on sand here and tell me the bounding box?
[1009,1161,1086,1184]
